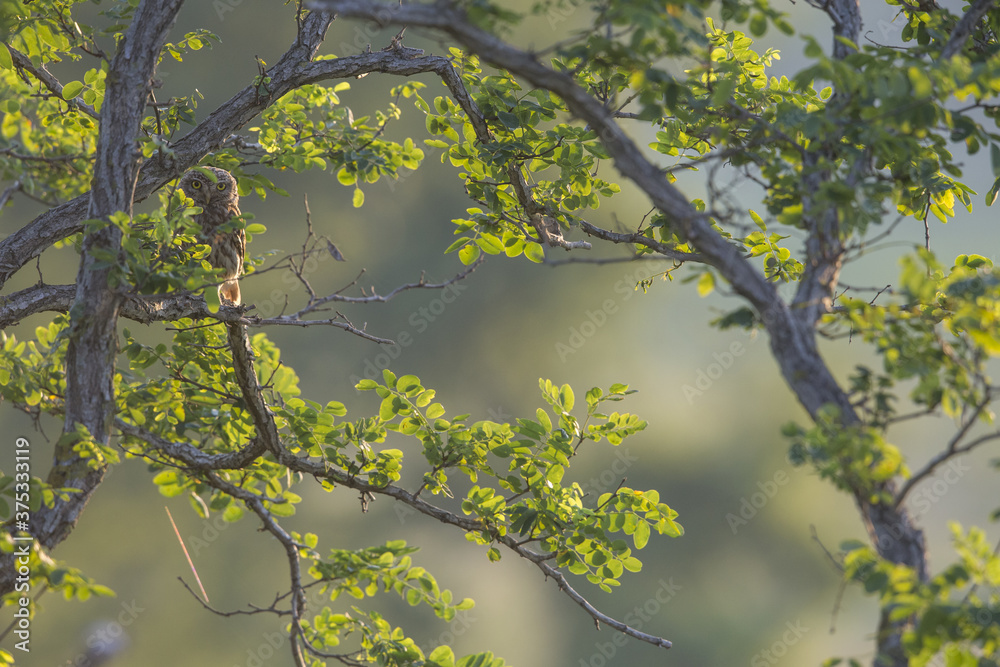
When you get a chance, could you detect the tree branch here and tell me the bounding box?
[115,419,268,470]
[0,14,456,290]
[940,0,999,59]
[311,7,935,666]
[0,0,187,599]
[577,220,704,263]
[4,44,100,119]
[200,471,309,666]
[309,0,855,443]
[894,396,999,507]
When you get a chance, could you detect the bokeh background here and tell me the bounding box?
[2,1,998,665]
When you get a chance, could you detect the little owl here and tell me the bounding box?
[179,167,245,305]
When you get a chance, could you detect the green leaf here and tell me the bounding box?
[536,408,552,432]
[0,47,12,71]
[352,187,365,208]
[523,242,545,263]
[444,237,471,254]
[697,271,715,297]
[475,234,504,255]
[560,384,574,411]
[396,375,421,394]
[986,177,1000,206]
[633,520,650,549]
[62,81,84,100]
[458,244,481,265]
[428,646,456,667]
[337,168,357,186]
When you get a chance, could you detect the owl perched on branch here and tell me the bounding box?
[179,167,246,305]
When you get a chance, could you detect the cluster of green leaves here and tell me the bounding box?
[785,405,907,499]
[299,540,487,665]
[114,324,679,662]
[0,55,97,202]
[787,252,998,502]
[106,310,679,662]
[73,184,266,310]
[124,324,305,519]
[833,252,998,422]
[0,319,122,610]
[828,523,1000,666]
[0,498,114,667]
[0,1,224,204]
[356,373,681,592]
[249,78,426,208]
[408,49,620,265]
[0,319,68,416]
[636,12,996,264]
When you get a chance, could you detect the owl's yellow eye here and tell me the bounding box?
[216,182,227,191]
[191,180,202,189]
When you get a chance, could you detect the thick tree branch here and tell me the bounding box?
[310,0,854,440]
[0,14,452,290]
[116,419,268,470]
[312,7,932,666]
[821,0,863,60]
[212,318,678,649]
[0,0,187,599]
[805,3,929,666]
[940,0,998,59]
[792,0,861,328]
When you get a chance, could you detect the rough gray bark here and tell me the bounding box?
[0,0,186,597]
[39,0,186,543]
[940,0,999,59]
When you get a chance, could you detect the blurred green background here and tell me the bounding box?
[1,2,998,665]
